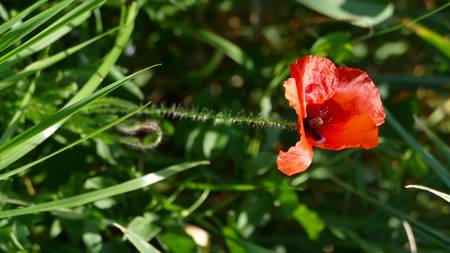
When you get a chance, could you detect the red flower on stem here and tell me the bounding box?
[276,56,385,176]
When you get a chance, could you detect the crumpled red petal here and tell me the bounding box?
[283,78,302,117]
[313,114,379,150]
[334,67,385,126]
[290,56,338,117]
[276,136,313,176]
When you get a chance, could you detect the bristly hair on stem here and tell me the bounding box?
[84,98,297,130]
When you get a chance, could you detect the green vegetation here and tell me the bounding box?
[0,0,449,252]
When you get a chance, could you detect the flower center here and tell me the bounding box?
[303,117,325,143]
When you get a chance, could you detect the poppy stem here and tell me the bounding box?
[84,100,297,130]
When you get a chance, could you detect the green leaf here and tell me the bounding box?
[292,204,326,240]
[406,184,450,203]
[403,19,450,59]
[114,223,161,253]
[294,0,394,27]
[0,160,208,218]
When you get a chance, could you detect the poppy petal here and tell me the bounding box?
[290,56,338,116]
[313,114,379,150]
[283,78,302,116]
[276,137,313,176]
[334,67,385,126]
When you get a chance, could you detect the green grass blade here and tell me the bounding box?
[66,1,138,106]
[0,3,139,171]
[0,26,121,91]
[0,0,47,36]
[414,116,450,166]
[0,0,105,65]
[113,223,162,253]
[332,176,450,249]
[406,184,450,203]
[386,109,450,188]
[0,70,38,144]
[9,11,91,62]
[403,19,450,59]
[159,20,254,70]
[0,161,209,218]
[0,65,159,171]
[0,102,150,180]
[0,0,72,54]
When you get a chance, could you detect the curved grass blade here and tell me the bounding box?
[0,102,150,180]
[406,184,450,203]
[385,109,450,188]
[0,0,47,36]
[159,20,254,70]
[0,161,209,219]
[0,0,72,55]
[0,65,160,171]
[113,223,162,253]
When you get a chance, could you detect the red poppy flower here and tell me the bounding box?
[276,56,385,176]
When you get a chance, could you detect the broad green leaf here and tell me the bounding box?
[114,223,161,253]
[0,65,158,171]
[0,161,208,218]
[403,19,450,59]
[294,0,394,27]
[406,184,450,203]
[0,0,47,36]
[293,204,326,240]
[158,20,254,70]
[386,109,450,188]
[0,0,72,54]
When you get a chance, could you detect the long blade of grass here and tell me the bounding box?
[0,0,105,65]
[0,2,139,170]
[113,223,162,253]
[0,161,209,218]
[385,109,450,188]
[403,19,450,59]
[0,0,47,36]
[0,25,121,91]
[0,0,72,54]
[9,10,91,63]
[414,116,450,166]
[0,65,159,171]
[406,184,450,203]
[0,102,150,180]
